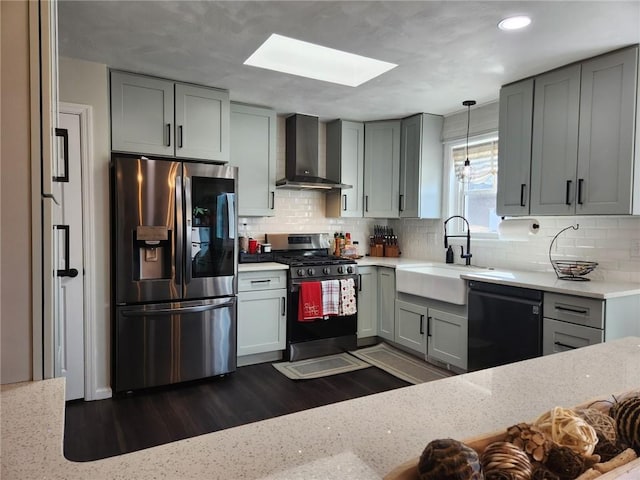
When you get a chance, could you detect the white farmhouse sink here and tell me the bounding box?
[396,265,488,305]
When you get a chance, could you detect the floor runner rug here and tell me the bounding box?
[272,353,371,380]
[349,342,453,385]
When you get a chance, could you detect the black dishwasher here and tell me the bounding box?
[467,281,542,371]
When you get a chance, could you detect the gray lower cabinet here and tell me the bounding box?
[542,291,640,355]
[230,103,276,216]
[496,78,534,216]
[237,271,287,357]
[110,70,230,162]
[399,113,443,218]
[357,267,378,338]
[364,121,401,218]
[377,267,396,341]
[394,293,467,371]
[326,120,365,218]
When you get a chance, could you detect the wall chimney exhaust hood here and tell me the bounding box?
[276,114,352,190]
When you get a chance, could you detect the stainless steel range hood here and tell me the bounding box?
[276,114,352,190]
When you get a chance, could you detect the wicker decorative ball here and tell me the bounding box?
[417,438,484,480]
[480,441,532,480]
[610,396,640,453]
[534,407,598,456]
[576,408,618,444]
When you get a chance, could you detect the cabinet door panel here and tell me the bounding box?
[395,300,427,353]
[364,121,400,218]
[237,289,286,356]
[497,79,533,216]
[427,308,467,370]
[111,71,174,156]
[399,115,421,218]
[577,47,637,214]
[357,267,378,338]
[530,65,581,215]
[175,84,230,162]
[326,121,365,218]
[377,267,396,340]
[230,104,276,216]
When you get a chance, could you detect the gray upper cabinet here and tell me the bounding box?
[399,113,443,218]
[496,79,534,216]
[111,71,174,157]
[530,64,582,216]
[326,120,364,218]
[230,103,276,216]
[364,120,401,218]
[110,70,230,162]
[175,84,230,162]
[576,47,638,215]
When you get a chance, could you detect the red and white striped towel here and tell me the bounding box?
[321,280,340,316]
[339,278,357,316]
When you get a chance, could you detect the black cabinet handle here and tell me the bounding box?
[343,194,347,211]
[178,125,184,148]
[250,279,271,284]
[577,178,584,205]
[365,195,369,212]
[399,194,404,212]
[358,274,362,292]
[166,124,171,147]
[565,180,572,205]
[419,314,424,335]
[426,316,432,337]
[520,183,526,207]
[555,305,588,315]
[554,341,577,350]
[54,128,69,182]
[281,297,286,316]
[55,225,79,277]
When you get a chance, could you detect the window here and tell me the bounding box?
[445,133,500,236]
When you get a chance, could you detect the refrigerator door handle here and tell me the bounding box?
[120,299,235,317]
[184,175,193,285]
[175,174,183,286]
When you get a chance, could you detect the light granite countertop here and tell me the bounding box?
[2,337,640,479]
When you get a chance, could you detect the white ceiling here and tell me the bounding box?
[58,1,640,121]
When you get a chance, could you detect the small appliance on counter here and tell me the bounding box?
[369,225,399,257]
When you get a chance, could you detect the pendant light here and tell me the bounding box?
[460,100,476,184]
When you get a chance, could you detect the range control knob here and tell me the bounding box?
[337,266,344,274]
[307,268,315,276]
[297,269,305,277]
[347,266,354,274]
[322,267,331,275]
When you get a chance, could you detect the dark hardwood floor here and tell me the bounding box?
[64,362,409,462]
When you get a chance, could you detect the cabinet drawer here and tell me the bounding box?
[543,318,603,355]
[238,270,287,292]
[543,292,604,328]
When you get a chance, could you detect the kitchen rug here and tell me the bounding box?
[349,343,453,385]
[272,353,371,380]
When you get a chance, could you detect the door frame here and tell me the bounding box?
[59,102,102,400]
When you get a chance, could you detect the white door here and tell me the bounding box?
[56,112,85,400]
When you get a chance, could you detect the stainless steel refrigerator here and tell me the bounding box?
[111,154,238,393]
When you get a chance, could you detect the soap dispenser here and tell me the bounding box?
[446,245,454,264]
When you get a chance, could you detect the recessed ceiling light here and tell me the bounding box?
[244,33,397,87]
[498,15,532,31]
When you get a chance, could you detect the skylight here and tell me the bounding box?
[243,33,397,87]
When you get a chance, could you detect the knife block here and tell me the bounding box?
[384,245,399,257]
[370,244,384,257]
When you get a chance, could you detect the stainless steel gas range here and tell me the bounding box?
[268,233,358,361]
